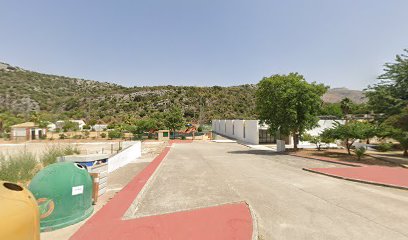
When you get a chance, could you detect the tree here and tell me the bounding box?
[366,49,408,118]
[321,121,376,155]
[365,49,408,156]
[256,73,327,150]
[164,106,185,138]
[340,97,352,117]
[62,120,79,132]
[381,107,408,156]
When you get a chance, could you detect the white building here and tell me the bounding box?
[10,122,47,141]
[212,119,345,145]
[92,124,108,131]
[55,120,86,130]
[305,119,346,136]
[212,119,292,145]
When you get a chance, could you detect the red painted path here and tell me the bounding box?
[70,140,253,240]
[305,166,408,190]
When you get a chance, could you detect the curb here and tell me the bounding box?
[303,167,408,191]
[366,153,407,168]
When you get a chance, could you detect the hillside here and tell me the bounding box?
[0,62,365,124]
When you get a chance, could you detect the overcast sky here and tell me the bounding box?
[1,0,407,90]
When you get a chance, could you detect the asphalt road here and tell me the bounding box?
[128,141,408,240]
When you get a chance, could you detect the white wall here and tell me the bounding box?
[212,119,259,144]
[108,141,142,173]
[306,120,346,136]
[12,128,26,137]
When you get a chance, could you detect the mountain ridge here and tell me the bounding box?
[0,63,366,124]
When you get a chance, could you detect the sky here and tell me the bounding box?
[1,0,407,90]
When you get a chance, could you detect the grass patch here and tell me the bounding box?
[40,145,80,167]
[0,144,81,183]
[0,152,39,183]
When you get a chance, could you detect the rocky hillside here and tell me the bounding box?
[0,62,364,124]
[322,87,366,104]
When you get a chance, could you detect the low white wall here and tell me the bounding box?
[108,141,142,173]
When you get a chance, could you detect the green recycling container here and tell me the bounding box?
[29,162,94,232]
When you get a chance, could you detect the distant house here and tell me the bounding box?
[92,124,108,131]
[47,123,57,132]
[55,120,86,131]
[10,122,47,141]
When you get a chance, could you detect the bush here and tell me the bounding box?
[376,142,393,152]
[0,152,39,183]
[197,126,203,132]
[354,147,366,160]
[108,130,123,139]
[100,133,107,138]
[72,135,82,139]
[40,145,80,167]
[181,135,186,140]
[59,133,68,139]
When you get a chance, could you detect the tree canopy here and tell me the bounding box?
[366,49,408,156]
[321,121,377,155]
[255,73,327,149]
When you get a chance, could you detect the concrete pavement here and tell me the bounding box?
[130,141,408,239]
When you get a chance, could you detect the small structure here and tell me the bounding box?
[158,130,170,141]
[10,122,46,141]
[92,124,108,131]
[29,162,94,232]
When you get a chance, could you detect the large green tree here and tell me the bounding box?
[255,73,327,150]
[366,49,408,156]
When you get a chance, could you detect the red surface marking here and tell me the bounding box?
[70,140,253,240]
[307,166,408,189]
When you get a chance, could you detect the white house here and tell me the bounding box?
[92,124,108,131]
[55,120,86,130]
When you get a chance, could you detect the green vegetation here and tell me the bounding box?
[164,106,185,138]
[108,130,124,139]
[354,147,366,160]
[366,49,408,156]
[321,121,376,155]
[0,145,80,182]
[40,145,80,167]
[0,152,38,183]
[256,73,327,150]
[376,142,393,152]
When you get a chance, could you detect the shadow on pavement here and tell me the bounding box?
[228,150,282,156]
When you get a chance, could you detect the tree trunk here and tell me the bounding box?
[346,138,351,155]
[404,148,408,157]
[293,133,298,151]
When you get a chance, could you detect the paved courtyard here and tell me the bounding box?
[128,141,408,239]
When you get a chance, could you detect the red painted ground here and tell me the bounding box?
[305,166,408,190]
[70,140,253,240]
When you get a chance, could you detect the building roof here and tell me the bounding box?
[11,122,38,128]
